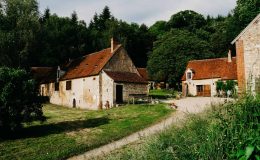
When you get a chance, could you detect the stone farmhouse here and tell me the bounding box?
[182,13,260,97]
[231,13,260,95]
[181,52,237,97]
[32,39,148,110]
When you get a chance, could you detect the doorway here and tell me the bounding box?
[73,98,76,108]
[116,85,123,103]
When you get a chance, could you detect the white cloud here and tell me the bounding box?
[38,0,236,26]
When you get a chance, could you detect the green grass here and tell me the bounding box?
[0,103,172,160]
[149,89,176,99]
[104,96,260,160]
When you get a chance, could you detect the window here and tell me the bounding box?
[66,81,72,90]
[55,82,59,91]
[196,85,203,92]
[187,72,192,80]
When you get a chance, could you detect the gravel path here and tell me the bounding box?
[68,97,226,160]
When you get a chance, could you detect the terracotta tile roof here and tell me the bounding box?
[182,57,237,81]
[137,68,151,81]
[104,71,148,84]
[60,45,121,80]
[31,67,57,84]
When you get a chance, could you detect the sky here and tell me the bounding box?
[38,0,237,26]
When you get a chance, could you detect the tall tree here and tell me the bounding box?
[147,29,213,88]
[167,10,206,31]
[0,0,40,67]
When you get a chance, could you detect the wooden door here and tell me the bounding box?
[196,85,211,97]
[203,85,211,97]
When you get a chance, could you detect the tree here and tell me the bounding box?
[147,29,213,87]
[168,10,206,31]
[0,67,45,133]
[149,20,168,38]
[0,0,40,67]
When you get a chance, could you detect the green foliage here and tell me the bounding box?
[0,67,45,133]
[147,29,213,85]
[105,96,260,160]
[0,0,40,67]
[226,0,260,42]
[216,80,225,91]
[0,0,259,77]
[168,10,206,31]
[216,80,237,96]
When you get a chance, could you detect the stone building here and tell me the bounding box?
[32,39,148,110]
[231,13,260,95]
[181,52,237,97]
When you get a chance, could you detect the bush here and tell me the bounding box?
[0,67,45,133]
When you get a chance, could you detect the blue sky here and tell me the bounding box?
[38,0,237,26]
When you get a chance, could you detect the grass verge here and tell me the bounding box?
[105,96,260,160]
[0,103,172,160]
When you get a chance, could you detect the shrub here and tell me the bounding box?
[216,80,237,97]
[0,67,45,133]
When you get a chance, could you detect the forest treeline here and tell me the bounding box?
[0,0,259,86]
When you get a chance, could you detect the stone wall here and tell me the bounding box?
[114,83,148,102]
[49,76,101,110]
[104,48,139,74]
[235,18,260,94]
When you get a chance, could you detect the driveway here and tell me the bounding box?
[162,97,227,113]
[68,97,226,160]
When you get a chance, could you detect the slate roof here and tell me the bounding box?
[104,71,148,84]
[182,57,237,81]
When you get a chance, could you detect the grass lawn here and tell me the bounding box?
[0,103,172,160]
[149,89,176,99]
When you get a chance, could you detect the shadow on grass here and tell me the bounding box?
[0,117,110,140]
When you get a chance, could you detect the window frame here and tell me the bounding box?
[196,85,203,92]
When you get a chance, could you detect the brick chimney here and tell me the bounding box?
[111,37,118,53]
[228,49,232,62]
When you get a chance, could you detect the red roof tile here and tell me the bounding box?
[137,68,151,81]
[60,45,121,80]
[182,57,237,81]
[104,71,148,84]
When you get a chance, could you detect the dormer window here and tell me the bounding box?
[187,72,192,80]
[186,69,193,80]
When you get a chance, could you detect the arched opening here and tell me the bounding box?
[73,99,76,108]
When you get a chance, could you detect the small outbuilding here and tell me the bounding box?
[181,52,237,97]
